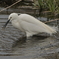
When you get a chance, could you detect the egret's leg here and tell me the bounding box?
[26,32,33,39]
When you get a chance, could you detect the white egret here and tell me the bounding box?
[3,13,56,38]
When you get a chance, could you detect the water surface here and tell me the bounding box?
[0,14,59,59]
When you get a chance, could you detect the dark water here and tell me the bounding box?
[0,14,59,59]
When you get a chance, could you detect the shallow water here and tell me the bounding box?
[0,14,59,59]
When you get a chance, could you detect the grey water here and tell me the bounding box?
[0,14,59,59]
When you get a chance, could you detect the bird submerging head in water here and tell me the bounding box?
[3,13,56,38]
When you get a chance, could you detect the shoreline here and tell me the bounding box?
[0,7,39,15]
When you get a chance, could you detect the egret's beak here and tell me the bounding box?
[2,19,10,29]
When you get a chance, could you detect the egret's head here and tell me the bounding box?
[8,13,18,21]
[2,13,18,29]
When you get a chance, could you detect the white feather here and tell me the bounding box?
[8,13,57,37]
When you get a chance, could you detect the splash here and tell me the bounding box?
[51,25,58,32]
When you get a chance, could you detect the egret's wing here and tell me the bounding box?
[20,20,54,35]
[19,14,42,26]
[20,21,46,37]
[19,14,56,34]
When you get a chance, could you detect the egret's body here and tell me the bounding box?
[3,13,56,38]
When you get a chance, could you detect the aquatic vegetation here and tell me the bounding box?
[33,0,59,15]
[46,0,56,13]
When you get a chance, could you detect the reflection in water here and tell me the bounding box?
[12,36,57,55]
[0,14,59,58]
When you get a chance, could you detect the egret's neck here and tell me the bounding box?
[10,15,18,22]
[11,17,18,27]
